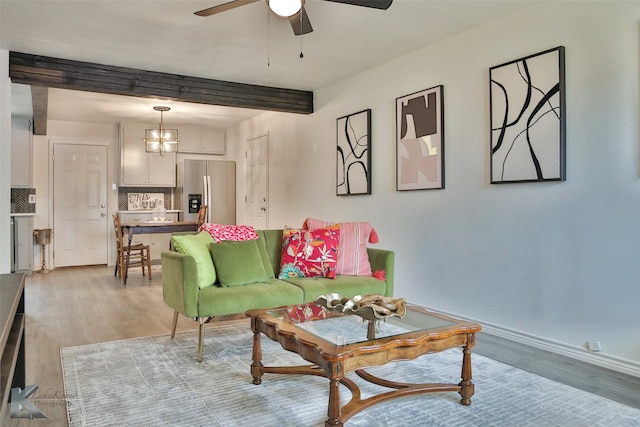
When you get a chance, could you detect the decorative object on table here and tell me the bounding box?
[489,46,566,183]
[284,304,329,323]
[336,109,371,196]
[396,85,444,191]
[127,193,165,211]
[144,106,179,155]
[151,206,167,222]
[33,228,52,273]
[316,293,406,320]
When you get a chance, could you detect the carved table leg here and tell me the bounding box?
[325,377,342,427]
[251,331,264,385]
[458,334,475,406]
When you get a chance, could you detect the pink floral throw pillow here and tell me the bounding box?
[302,218,378,276]
[278,225,340,279]
[198,223,258,243]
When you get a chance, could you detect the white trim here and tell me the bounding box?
[425,307,640,378]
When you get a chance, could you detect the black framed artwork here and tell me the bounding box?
[490,46,566,183]
[396,85,444,190]
[336,109,371,196]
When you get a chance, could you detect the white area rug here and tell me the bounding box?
[61,324,640,426]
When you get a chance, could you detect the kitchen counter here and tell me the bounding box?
[10,213,35,217]
[117,210,181,214]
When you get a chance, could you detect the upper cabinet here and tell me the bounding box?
[11,117,33,188]
[120,124,176,187]
[178,128,226,155]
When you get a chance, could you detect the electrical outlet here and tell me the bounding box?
[28,194,36,204]
[587,340,602,352]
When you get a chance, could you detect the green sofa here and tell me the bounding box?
[161,229,395,361]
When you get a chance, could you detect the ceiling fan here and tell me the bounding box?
[194,0,393,36]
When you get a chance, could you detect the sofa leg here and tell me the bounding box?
[198,317,206,362]
[170,311,179,339]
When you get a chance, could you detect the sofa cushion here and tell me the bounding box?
[283,275,388,303]
[303,218,378,276]
[257,230,284,276]
[171,232,216,289]
[197,278,304,316]
[278,225,340,279]
[255,236,275,279]
[209,239,270,287]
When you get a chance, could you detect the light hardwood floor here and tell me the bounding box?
[7,265,246,426]
[6,265,640,426]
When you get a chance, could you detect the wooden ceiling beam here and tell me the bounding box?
[8,51,314,115]
[30,86,48,135]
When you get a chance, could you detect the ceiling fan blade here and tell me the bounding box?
[289,6,313,36]
[194,0,261,17]
[322,0,392,10]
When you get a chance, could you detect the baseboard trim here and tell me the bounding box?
[426,307,640,378]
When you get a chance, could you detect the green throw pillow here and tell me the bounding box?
[171,232,216,289]
[209,239,269,287]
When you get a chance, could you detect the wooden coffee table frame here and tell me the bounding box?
[247,305,481,427]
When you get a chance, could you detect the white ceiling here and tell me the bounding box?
[1,0,534,128]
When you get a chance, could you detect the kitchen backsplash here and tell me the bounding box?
[118,187,172,210]
[11,188,36,213]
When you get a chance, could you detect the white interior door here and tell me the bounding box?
[53,144,108,267]
[246,134,269,229]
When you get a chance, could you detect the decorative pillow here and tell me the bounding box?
[171,232,216,289]
[198,223,259,243]
[302,218,378,276]
[278,225,340,279]
[209,239,269,287]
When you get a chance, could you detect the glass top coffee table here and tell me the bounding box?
[246,301,482,427]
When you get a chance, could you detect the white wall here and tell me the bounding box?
[229,2,640,373]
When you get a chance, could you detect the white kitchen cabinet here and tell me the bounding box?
[178,127,226,154]
[13,215,34,273]
[11,117,33,188]
[120,124,176,187]
[118,211,179,262]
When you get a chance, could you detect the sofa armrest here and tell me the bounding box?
[367,248,395,297]
[161,251,200,318]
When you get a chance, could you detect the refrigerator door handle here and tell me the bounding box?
[206,175,212,223]
[202,175,208,209]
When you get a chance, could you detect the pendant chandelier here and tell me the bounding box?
[144,106,179,155]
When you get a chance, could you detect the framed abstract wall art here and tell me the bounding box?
[490,46,566,184]
[396,85,444,191]
[336,109,371,196]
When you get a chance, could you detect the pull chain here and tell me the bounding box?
[267,9,271,67]
[299,8,304,58]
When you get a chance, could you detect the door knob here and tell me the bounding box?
[101,212,106,217]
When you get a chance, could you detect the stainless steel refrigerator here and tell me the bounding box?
[176,160,236,224]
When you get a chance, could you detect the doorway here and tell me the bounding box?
[53,144,108,267]
[245,134,269,229]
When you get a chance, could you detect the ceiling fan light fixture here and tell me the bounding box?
[268,0,302,17]
[144,106,179,155]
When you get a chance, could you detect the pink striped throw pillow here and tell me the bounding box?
[302,218,379,276]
